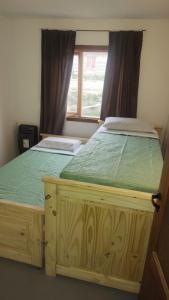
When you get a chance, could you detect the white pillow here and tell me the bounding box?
[37,137,81,152]
[103,117,155,133]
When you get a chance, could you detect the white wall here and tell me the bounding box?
[0,16,169,164]
[0,18,18,165]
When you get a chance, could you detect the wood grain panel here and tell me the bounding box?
[44,178,153,293]
[81,205,98,270]
[43,177,152,201]
[0,218,28,251]
[58,185,153,212]
[93,207,132,277]
[56,264,140,293]
[125,212,153,281]
[0,200,44,267]
[56,198,83,267]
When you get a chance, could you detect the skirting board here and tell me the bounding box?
[55,265,140,293]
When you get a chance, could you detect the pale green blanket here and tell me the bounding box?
[61,132,163,193]
[0,150,72,207]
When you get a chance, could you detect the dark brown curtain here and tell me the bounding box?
[100,31,143,120]
[40,30,76,134]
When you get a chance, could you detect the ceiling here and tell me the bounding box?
[0,0,169,19]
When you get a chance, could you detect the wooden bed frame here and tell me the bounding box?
[42,128,163,293]
[0,134,87,267]
[0,130,160,293]
[0,199,44,266]
[43,177,154,293]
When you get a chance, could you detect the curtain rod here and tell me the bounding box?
[75,29,146,32]
[44,29,146,32]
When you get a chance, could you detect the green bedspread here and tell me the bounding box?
[0,150,72,207]
[61,132,163,193]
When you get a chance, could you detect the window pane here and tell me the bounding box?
[82,52,107,118]
[67,55,78,113]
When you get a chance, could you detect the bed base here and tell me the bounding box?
[0,134,87,268]
[0,199,44,267]
[43,177,154,293]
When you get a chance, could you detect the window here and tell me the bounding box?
[67,46,108,121]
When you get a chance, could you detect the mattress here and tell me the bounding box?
[60,131,163,193]
[0,149,72,207]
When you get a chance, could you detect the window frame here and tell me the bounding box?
[67,45,108,123]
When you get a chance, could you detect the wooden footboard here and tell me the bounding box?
[0,199,44,267]
[43,177,154,293]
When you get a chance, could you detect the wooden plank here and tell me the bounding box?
[0,198,44,213]
[85,206,152,281]
[0,247,32,264]
[56,198,84,268]
[0,218,29,251]
[122,211,153,282]
[45,183,57,276]
[31,212,44,266]
[57,185,154,212]
[56,264,140,293]
[54,196,152,281]
[44,179,153,292]
[80,204,98,271]
[0,200,44,267]
[43,177,152,201]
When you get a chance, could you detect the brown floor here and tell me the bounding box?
[0,258,138,300]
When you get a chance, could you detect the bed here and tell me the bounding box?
[43,120,163,293]
[0,136,86,267]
